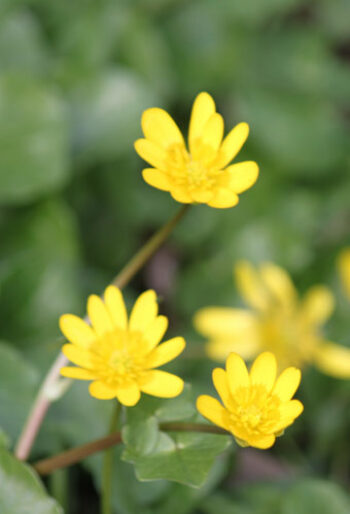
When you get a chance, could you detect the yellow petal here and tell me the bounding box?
[116,383,141,406]
[60,366,96,380]
[194,307,257,339]
[208,188,239,208]
[62,344,93,368]
[206,338,260,362]
[226,352,250,392]
[259,263,297,310]
[189,92,216,154]
[250,352,277,392]
[212,368,231,408]
[146,337,186,368]
[249,434,276,450]
[338,247,350,299]
[233,436,249,447]
[314,342,350,379]
[196,395,229,431]
[141,108,184,149]
[140,370,184,398]
[234,261,269,311]
[275,399,304,431]
[142,169,171,191]
[200,113,224,153]
[301,286,334,326]
[87,294,114,336]
[191,189,214,203]
[89,381,117,400]
[170,186,192,203]
[216,122,249,169]
[129,290,158,332]
[195,307,260,360]
[226,161,259,194]
[59,314,95,348]
[143,315,169,350]
[273,367,301,401]
[134,139,167,169]
[104,286,127,330]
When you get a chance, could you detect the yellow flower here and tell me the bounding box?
[60,287,185,406]
[338,247,350,300]
[134,92,259,208]
[197,352,303,449]
[194,261,350,379]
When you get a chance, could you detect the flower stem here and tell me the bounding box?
[32,423,229,476]
[111,204,190,289]
[15,204,190,461]
[101,402,121,514]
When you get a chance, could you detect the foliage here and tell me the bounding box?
[0,0,349,512]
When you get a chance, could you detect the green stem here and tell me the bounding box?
[32,423,229,476]
[111,204,190,289]
[101,402,121,514]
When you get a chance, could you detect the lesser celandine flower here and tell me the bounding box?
[338,247,350,300]
[134,92,259,208]
[194,261,350,379]
[60,287,185,406]
[197,352,303,449]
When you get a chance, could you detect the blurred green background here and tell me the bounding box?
[0,0,349,513]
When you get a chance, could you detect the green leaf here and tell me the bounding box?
[0,447,62,514]
[0,74,69,204]
[282,479,350,514]
[0,199,81,350]
[0,428,10,450]
[122,387,231,487]
[49,382,169,514]
[125,430,231,488]
[153,451,232,514]
[236,87,348,178]
[201,494,250,514]
[69,68,156,164]
[0,341,39,440]
[0,12,48,75]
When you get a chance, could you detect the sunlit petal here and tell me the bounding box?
[226,161,259,194]
[59,314,95,348]
[140,370,184,398]
[208,188,239,208]
[141,108,184,149]
[226,352,250,392]
[104,286,127,330]
[212,368,231,408]
[273,367,301,401]
[189,92,216,154]
[250,352,277,392]
[196,395,230,431]
[142,169,171,191]
[87,294,114,336]
[314,342,350,379]
[129,290,158,332]
[146,337,185,368]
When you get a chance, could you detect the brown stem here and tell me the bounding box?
[15,205,190,461]
[33,423,229,476]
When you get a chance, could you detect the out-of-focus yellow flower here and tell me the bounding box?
[134,92,259,208]
[60,287,185,406]
[194,261,350,379]
[338,247,350,300]
[197,352,303,449]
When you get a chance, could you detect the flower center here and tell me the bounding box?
[227,385,280,437]
[89,329,148,387]
[164,143,221,192]
[259,312,318,369]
